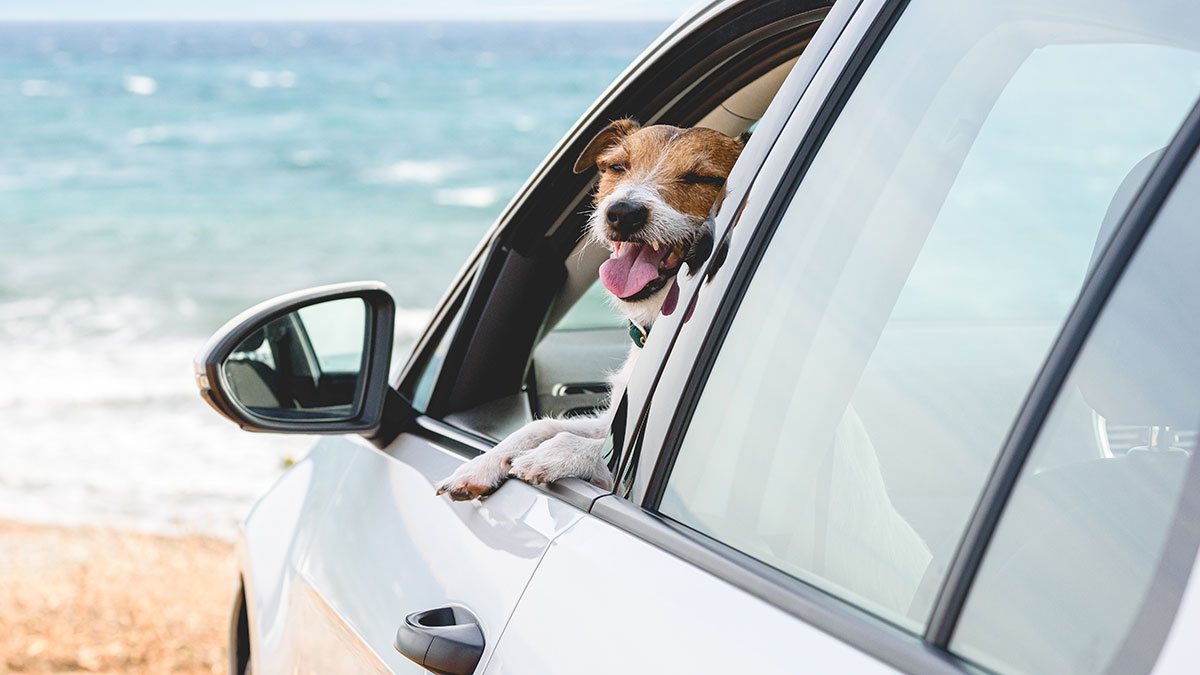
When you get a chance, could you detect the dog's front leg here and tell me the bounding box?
[509,433,612,490]
[435,416,608,501]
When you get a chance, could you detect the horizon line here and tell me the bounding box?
[0,16,682,23]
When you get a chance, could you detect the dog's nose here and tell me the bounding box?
[605,200,648,234]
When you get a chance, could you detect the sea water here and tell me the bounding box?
[0,21,664,537]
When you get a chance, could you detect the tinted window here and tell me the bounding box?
[658,0,1200,629]
[951,151,1200,675]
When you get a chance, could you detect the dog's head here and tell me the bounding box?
[574,120,743,326]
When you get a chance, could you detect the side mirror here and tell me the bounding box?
[194,282,400,435]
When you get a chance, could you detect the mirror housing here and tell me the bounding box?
[194,282,405,437]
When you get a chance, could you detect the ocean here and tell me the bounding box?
[0,21,665,537]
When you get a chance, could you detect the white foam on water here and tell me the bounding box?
[363,160,459,185]
[289,149,328,167]
[247,70,273,88]
[512,114,537,132]
[19,79,55,97]
[247,70,297,88]
[434,186,500,208]
[126,125,169,145]
[393,307,433,356]
[123,75,157,96]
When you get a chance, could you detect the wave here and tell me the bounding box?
[123,74,157,95]
[288,148,328,168]
[247,70,297,88]
[434,186,500,208]
[363,159,460,185]
[18,79,64,97]
[126,125,169,145]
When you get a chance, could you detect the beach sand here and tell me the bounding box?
[0,521,234,674]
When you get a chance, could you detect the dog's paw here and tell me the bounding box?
[509,433,612,489]
[435,452,513,501]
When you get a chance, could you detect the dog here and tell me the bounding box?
[436,120,744,501]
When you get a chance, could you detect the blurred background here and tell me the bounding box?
[0,1,690,672]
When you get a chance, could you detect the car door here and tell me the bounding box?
[945,133,1200,674]
[232,2,839,673]
[482,0,1200,672]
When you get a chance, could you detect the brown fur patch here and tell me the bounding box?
[587,124,743,227]
[573,119,641,174]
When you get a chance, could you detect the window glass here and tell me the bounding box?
[297,298,367,373]
[555,278,626,331]
[409,290,469,412]
[951,154,1200,675]
[529,277,629,420]
[658,0,1200,629]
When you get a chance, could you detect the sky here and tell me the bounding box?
[0,0,702,21]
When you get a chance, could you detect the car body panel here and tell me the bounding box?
[482,514,902,674]
[1155,553,1200,674]
[236,439,360,674]
[271,432,585,672]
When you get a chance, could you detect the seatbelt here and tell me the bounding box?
[607,392,628,475]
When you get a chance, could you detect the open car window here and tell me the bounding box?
[418,6,830,443]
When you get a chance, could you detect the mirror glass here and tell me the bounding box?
[221,297,367,420]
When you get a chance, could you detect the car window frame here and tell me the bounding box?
[589,0,1200,671]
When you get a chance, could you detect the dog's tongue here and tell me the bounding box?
[661,279,680,316]
[599,243,670,299]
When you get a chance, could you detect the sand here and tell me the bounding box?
[0,521,235,674]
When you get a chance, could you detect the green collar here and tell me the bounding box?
[628,321,650,349]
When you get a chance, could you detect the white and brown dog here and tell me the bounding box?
[436,120,743,501]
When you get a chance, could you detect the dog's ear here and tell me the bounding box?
[573,119,640,174]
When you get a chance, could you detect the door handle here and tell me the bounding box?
[394,605,484,675]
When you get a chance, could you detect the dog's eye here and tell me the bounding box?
[607,163,627,174]
[682,173,724,186]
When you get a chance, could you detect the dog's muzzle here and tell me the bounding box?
[605,200,648,236]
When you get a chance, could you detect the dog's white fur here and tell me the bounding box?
[436,347,633,497]
[589,181,699,326]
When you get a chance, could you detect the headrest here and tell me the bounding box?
[1075,149,1200,427]
[236,328,267,353]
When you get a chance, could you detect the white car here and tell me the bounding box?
[195,0,1200,672]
